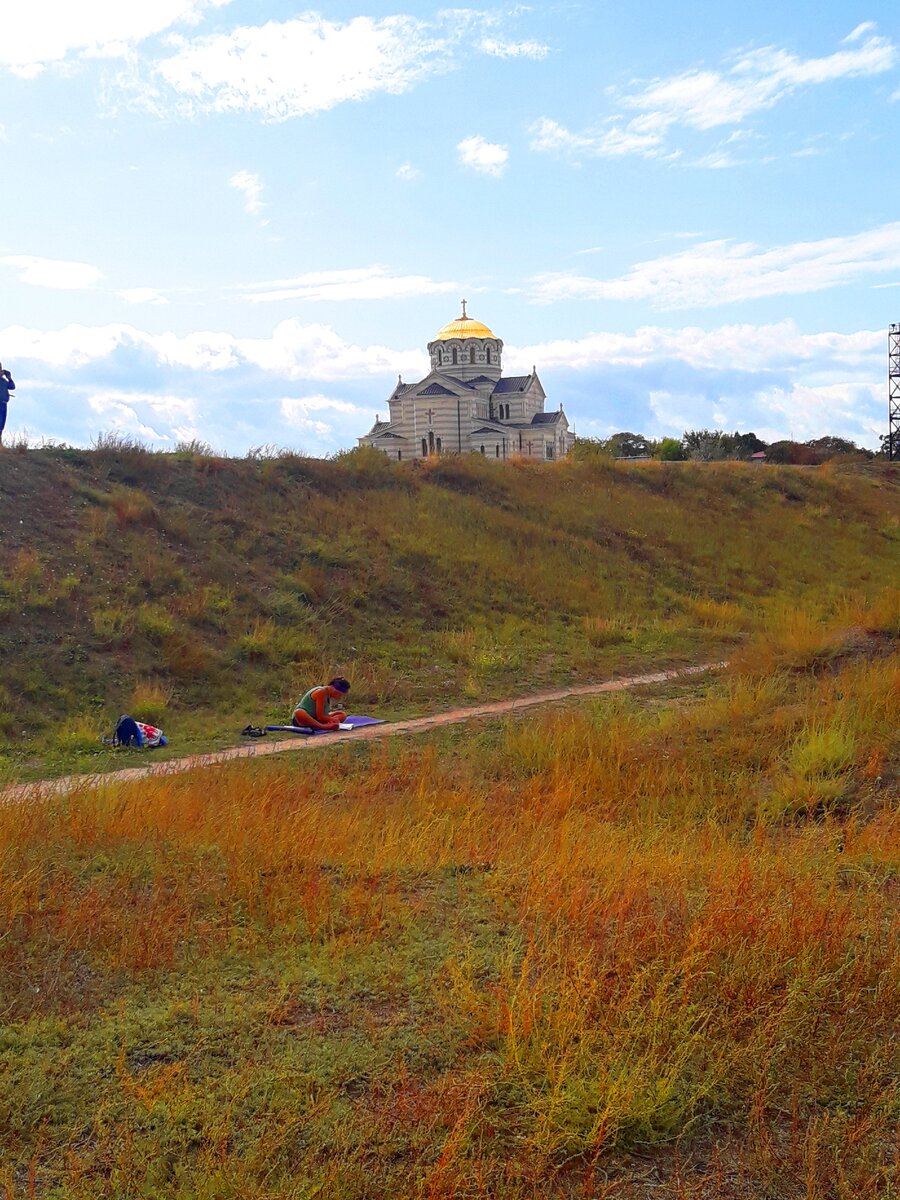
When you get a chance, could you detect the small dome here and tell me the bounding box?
[433,308,496,342]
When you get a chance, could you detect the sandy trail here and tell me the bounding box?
[4,661,725,803]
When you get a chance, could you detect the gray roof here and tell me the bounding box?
[369,420,392,435]
[419,382,456,397]
[471,424,506,435]
[373,431,407,440]
[492,375,532,394]
[531,411,563,425]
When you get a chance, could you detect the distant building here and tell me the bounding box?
[358,303,574,461]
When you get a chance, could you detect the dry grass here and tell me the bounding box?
[1,450,898,778]
[0,648,896,1197]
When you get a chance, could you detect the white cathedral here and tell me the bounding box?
[358,303,574,461]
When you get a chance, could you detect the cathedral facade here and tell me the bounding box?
[358,305,574,461]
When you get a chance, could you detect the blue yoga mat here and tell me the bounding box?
[265,715,384,736]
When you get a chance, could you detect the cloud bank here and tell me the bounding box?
[531,28,897,160]
[527,223,900,309]
[0,316,886,454]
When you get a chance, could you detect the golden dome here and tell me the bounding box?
[433,304,496,342]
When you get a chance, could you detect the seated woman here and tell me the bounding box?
[291,677,351,731]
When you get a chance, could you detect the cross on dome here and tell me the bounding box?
[461,298,467,319]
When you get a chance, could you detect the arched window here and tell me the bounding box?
[436,436,442,453]
[480,444,485,455]
[451,347,458,365]
[429,430,435,452]
[518,432,522,451]
[495,444,500,457]
[506,403,511,419]
[398,450,402,461]
[486,346,491,364]
[422,437,428,457]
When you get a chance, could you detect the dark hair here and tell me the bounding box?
[328,677,350,693]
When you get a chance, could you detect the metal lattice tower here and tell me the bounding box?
[890,324,900,461]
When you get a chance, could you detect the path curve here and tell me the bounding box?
[4,661,726,804]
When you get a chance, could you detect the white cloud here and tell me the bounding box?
[0,318,427,381]
[0,254,103,289]
[526,222,900,309]
[0,0,231,77]
[152,14,451,120]
[236,321,426,379]
[692,150,739,169]
[532,30,897,161]
[529,117,606,156]
[457,134,509,176]
[647,379,884,448]
[280,393,370,425]
[228,169,265,215]
[507,320,880,374]
[844,22,877,44]
[85,391,201,444]
[118,287,169,305]
[478,37,548,60]
[239,266,459,304]
[2,316,886,451]
[396,161,421,180]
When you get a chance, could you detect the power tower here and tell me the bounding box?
[890,324,900,461]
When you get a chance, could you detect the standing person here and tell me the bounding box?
[0,363,14,448]
[291,677,350,731]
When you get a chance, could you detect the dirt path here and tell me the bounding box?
[4,661,725,803]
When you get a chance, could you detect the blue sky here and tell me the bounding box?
[1,0,898,453]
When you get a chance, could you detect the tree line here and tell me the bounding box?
[573,429,894,464]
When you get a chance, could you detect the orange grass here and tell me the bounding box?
[0,653,897,1197]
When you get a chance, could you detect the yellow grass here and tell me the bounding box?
[0,650,897,1197]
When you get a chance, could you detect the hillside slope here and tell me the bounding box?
[0,444,897,773]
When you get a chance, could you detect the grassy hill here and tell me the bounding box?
[1,636,897,1196]
[1,443,898,1195]
[0,441,898,777]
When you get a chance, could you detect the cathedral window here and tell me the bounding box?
[451,347,458,365]
[518,432,522,451]
[495,445,499,457]
[429,430,435,452]
[480,445,485,455]
[422,438,428,457]
[398,450,402,461]
[470,346,476,363]
[436,437,442,453]
[486,346,491,364]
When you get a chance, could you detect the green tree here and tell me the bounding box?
[731,431,768,459]
[805,436,872,460]
[606,431,654,458]
[682,429,732,461]
[657,437,687,461]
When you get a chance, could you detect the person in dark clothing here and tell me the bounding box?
[0,364,15,447]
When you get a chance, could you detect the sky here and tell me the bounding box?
[1,0,899,454]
